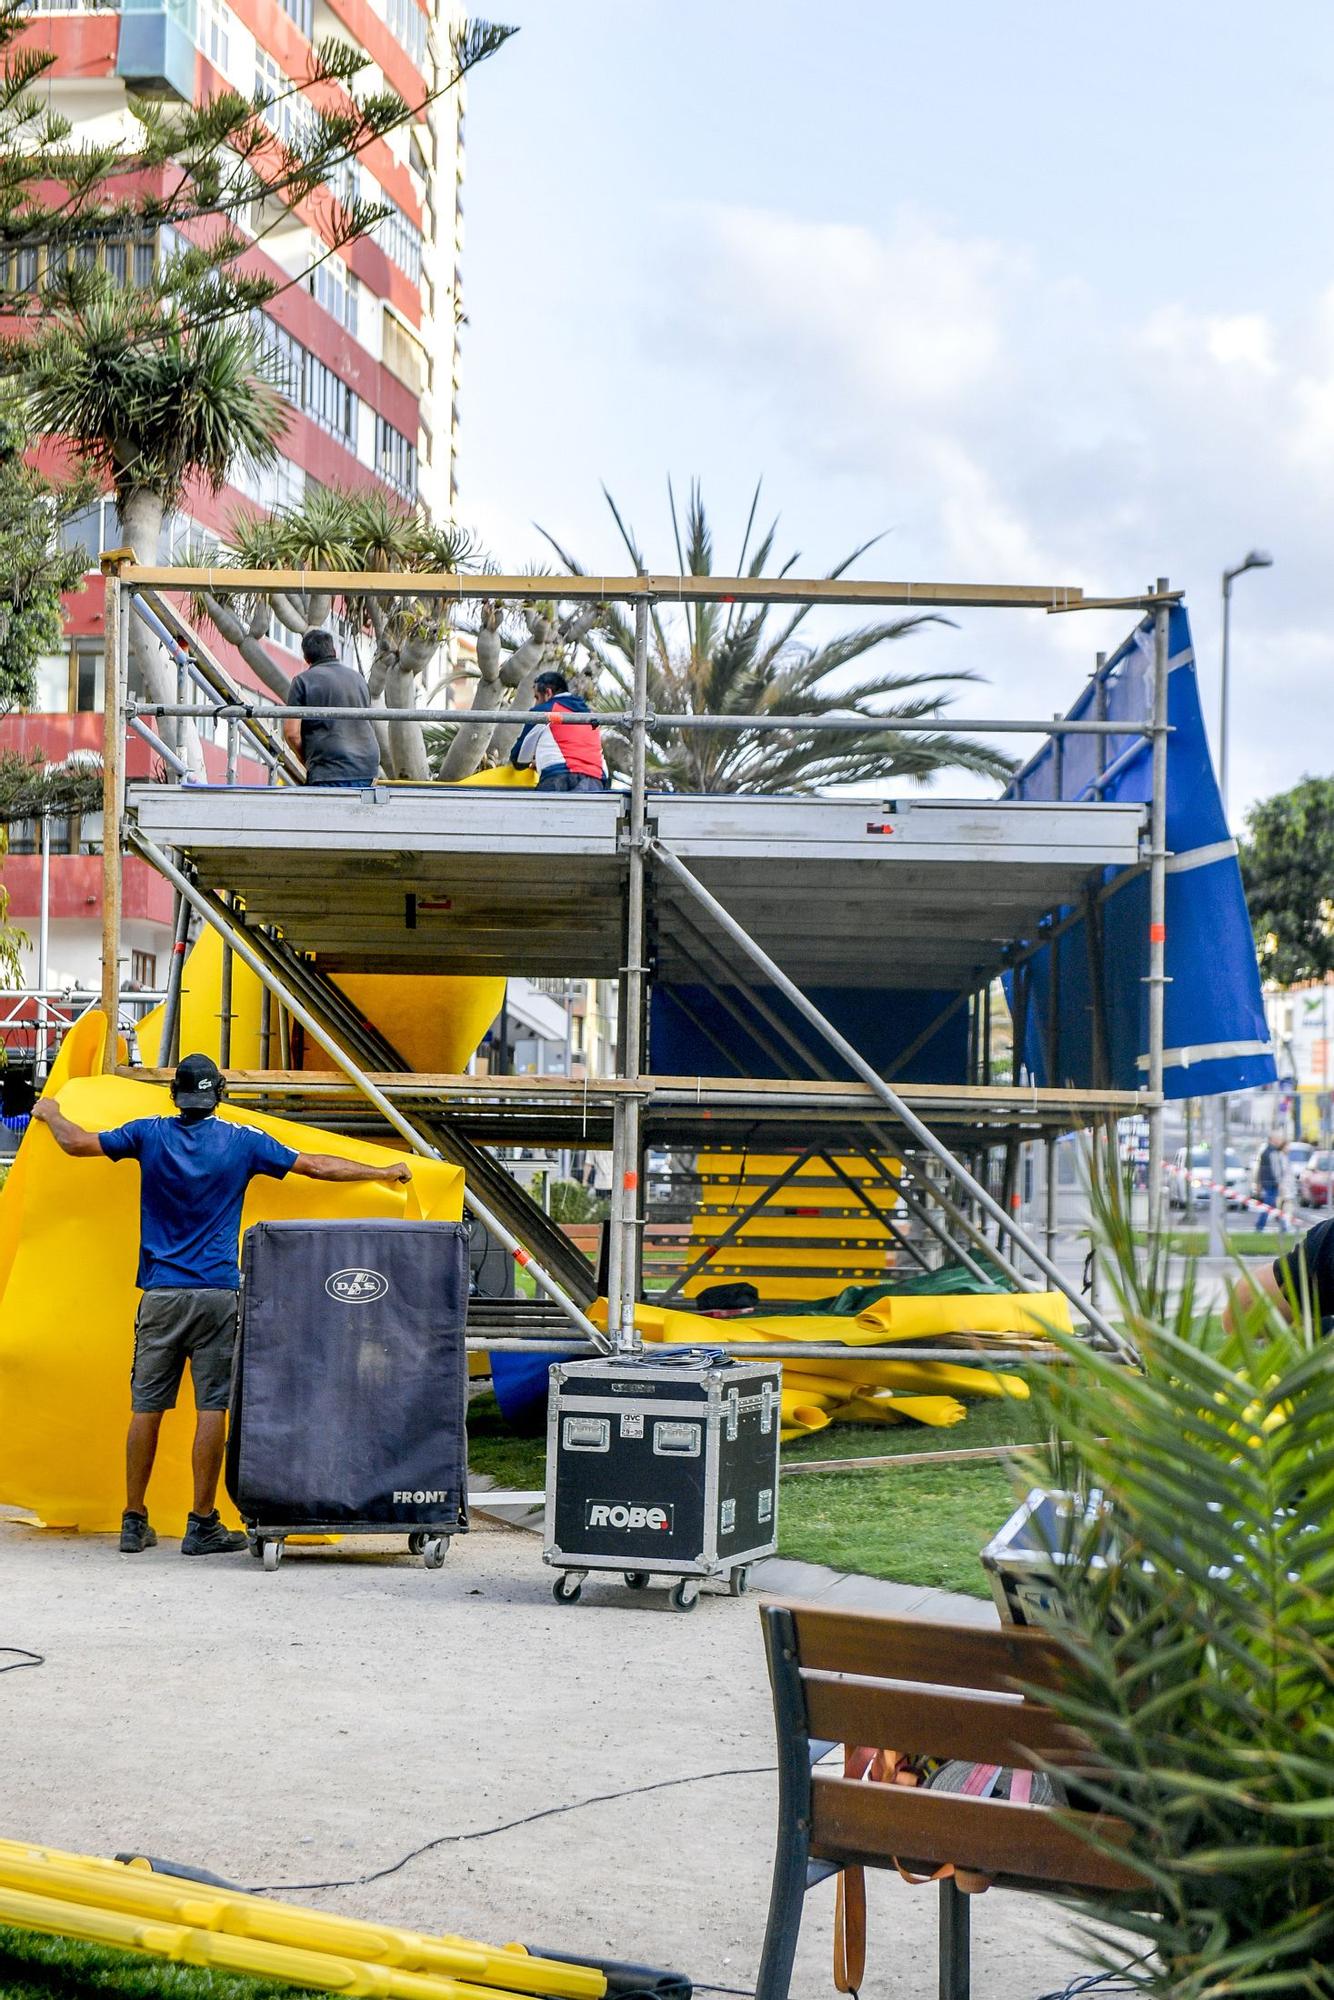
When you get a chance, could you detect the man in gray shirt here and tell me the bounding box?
[284,630,381,786]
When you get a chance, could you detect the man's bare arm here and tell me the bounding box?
[1221,1261,1291,1336]
[283,718,303,758]
[30,1098,106,1158]
[291,1153,412,1186]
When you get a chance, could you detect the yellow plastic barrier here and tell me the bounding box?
[0,1842,605,1998]
[0,1011,463,1536]
[0,1883,549,2000]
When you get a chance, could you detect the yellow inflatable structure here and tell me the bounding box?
[0,1011,463,1536]
[589,1291,1064,1441]
[135,926,505,1079]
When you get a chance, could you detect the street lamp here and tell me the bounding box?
[1209,549,1274,1258]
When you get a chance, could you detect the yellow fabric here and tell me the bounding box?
[585,1294,1036,1435]
[0,1011,463,1536]
[136,928,504,1080]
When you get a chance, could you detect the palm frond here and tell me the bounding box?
[1021,1153,1334,1997]
[544,483,1004,794]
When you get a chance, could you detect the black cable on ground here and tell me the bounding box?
[0,1647,44,1675]
[1037,1959,1151,2000]
[247,1764,778,1895]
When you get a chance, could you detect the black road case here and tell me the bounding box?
[226,1219,469,1571]
[543,1349,781,1610]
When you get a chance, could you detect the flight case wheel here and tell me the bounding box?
[261,1539,283,1573]
[552,1573,583,1604]
[728,1566,751,1597]
[623,1571,651,1591]
[669,1580,700,1613]
[408,1532,427,1556]
[421,1536,449,1570]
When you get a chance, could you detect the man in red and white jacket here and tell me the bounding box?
[509,670,608,792]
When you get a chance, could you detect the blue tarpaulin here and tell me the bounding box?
[1004,604,1274,1100]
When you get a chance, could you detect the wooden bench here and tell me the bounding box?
[755,1601,1147,2000]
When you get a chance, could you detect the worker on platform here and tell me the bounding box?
[510,668,607,792]
[285,628,381,788]
[32,1055,411,1556]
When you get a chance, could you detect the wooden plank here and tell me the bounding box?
[801,1674,1088,1770]
[781,1443,1042,1476]
[781,1608,1071,1692]
[809,1776,1145,1893]
[116,567,1095,611]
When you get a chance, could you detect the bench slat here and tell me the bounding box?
[801,1673,1090,1770]
[810,1774,1145,1894]
[783,1606,1070,1691]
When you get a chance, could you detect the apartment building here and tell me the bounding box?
[2,0,467,1008]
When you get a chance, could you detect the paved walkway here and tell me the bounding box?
[0,1511,1092,2000]
[469,1474,1000,1625]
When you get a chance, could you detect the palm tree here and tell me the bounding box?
[25,303,287,769]
[539,482,1013,794]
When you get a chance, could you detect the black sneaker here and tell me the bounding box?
[180,1510,248,1557]
[119,1510,157,1554]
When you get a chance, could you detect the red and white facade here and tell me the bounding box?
[1,0,467,1010]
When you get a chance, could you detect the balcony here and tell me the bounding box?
[116,0,195,99]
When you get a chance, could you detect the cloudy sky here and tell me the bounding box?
[459,1,1329,824]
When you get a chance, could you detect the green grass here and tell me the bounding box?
[0,1928,324,2000]
[1134,1227,1288,1256]
[467,1391,1045,1599]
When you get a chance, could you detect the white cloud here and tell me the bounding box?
[648,201,1330,819]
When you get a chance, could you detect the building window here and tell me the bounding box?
[252,311,358,447]
[374,200,423,285]
[255,48,302,147]
[308,256,359,336]
[130,951,158,989]
[384,0,428,69]
[276,0,313,38]
[374,415,417,498]
[200,0,230,73]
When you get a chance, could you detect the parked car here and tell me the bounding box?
[1167,1144,1248,1211]
[1287,1141,1315,1177]
[1298,1150,1334,1208]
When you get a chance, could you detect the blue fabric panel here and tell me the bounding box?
[649,982,969,1085]
[1006,604,1274,1098]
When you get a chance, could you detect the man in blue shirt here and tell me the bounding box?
[33,1053,412,1556]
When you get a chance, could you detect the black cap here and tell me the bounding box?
[171,1053,226,1113]
[534,669,568,695]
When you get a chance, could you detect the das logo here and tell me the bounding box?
[325,1268,389,1304]
[586,1501,673,1532]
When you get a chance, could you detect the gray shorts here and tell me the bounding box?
[131,1289,238,1414]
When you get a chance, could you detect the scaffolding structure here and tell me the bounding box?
[98,560,1180,1367]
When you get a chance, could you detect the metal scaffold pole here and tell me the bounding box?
[614,594,651,1350]
[1146,586,1172,1240]
[99,563,129,1073]
[649,837,1136,1359]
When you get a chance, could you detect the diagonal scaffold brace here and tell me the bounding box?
[648,836,1138,1364]
[130,830,612,1356]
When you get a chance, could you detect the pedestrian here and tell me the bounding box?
[509,669,607,792]
[1253,1131,1290,1234]
[284,629,381,788]
[1224,1213,1334,1334]
[32,1054,411,1556]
